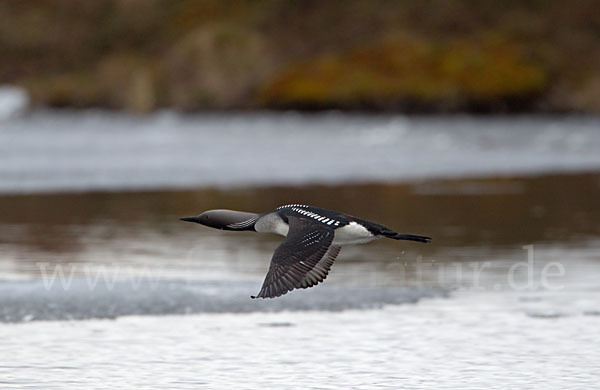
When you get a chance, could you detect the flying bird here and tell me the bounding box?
[181,204,431,298]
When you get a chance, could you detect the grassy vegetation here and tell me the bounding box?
[260,36,548,111]
[1,0,599,113]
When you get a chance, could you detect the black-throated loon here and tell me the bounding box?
[181,204,431,299]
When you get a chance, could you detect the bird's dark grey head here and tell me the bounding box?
[180,209,259,231]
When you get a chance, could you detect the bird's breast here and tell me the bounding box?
[255,213,290,236]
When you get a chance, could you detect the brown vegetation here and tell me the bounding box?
[1,0,599,113]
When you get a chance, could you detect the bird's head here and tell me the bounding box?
[180,209,258,231]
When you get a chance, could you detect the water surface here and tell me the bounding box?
[0,111,599,388]
[2,111,600,193]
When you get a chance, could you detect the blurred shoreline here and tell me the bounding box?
[1,1,599,114]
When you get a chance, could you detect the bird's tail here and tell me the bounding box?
[358,219,432,243]
[383,232,432,243]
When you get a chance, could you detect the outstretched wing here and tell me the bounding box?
[252,216,335,299]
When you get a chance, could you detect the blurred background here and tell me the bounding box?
[1,0,600,113]
[1,1,600,388]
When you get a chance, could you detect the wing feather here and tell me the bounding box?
[296,246,341,289]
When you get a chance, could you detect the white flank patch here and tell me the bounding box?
[333,222,378,246]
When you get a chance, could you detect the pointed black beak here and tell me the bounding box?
[180,216,199,223]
